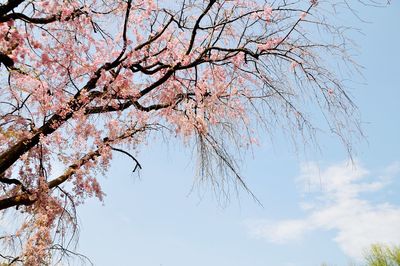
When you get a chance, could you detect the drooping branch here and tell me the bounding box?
[110,147,142,173]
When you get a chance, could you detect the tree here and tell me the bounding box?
[0,0,388,264]
[364,244,400,266]
[321,244,400,266]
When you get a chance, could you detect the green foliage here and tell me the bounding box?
[364,244,400,266]
[321,244,400,266]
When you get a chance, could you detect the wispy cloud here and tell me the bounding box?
[245,161,400,260]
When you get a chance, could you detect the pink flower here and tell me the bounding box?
[258,38,282,50]
[41,53,51,64]
[263,6,273,22]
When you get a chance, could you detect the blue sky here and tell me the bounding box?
[77,3,400,266]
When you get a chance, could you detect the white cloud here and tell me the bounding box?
[246,161,400,260]
[247,219,311,244]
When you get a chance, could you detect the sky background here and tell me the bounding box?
[76,3,400,266]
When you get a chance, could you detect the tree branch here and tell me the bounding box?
[186,0,216,55]
[0,0,24,17]
[0,125,152,210]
